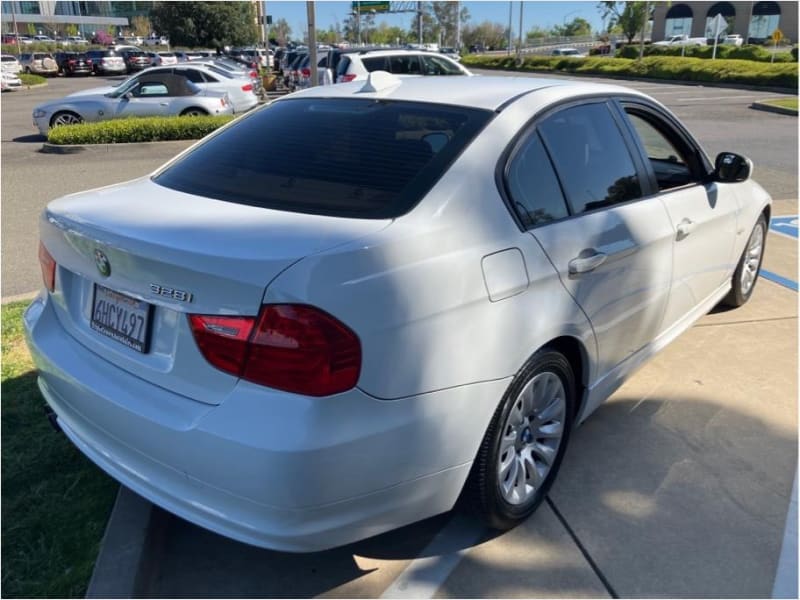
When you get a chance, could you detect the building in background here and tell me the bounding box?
[0,1,157,39]
[652,1,797,44]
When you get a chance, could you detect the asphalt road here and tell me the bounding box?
[1,72,797,298]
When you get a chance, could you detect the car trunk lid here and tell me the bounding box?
[40,177,391,404]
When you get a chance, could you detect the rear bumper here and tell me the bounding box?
[24,294,506,551]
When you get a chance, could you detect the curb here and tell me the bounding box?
[41,139,195,154]
[751,101,798,116]
[2,291,39,305]
[86,486,165,598]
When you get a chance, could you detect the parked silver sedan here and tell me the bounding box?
[32,72,233,135]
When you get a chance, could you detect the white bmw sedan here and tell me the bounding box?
[25,73,771,552]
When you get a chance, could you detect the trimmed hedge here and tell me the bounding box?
[616,43,796,62]
[47,115,234,145]
[19,73,46,85]
[1,43,106,54]
[461,54,798,89]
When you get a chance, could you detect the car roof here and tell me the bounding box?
[344,49,451,58]
[284,75,645,112]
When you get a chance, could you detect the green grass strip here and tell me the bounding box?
[461,54,798,90]
[762,97,798,111]
[19,73,47,86]
[1,300,117,598]
[47,114,235,145]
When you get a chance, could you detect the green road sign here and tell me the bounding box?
[352,1,391,13]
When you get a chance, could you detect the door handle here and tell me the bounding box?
[159,102,168,106]
[568,252,607,274]
[676,218,695,239]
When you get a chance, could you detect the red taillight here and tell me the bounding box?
[189,314,255,374]
[301,67,310,78]
[86,59,92,64]
[68,59,76,65]
[189,305,361,396]
[340,73,357,83]
[249,70,258,78]
[241,83,253,92]
[38,242,55,292]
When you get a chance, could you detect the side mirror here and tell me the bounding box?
[123,91,133,100]
[714,152,753,183]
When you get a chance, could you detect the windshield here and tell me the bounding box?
[154,98,493,219]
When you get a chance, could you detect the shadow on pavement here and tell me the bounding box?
[12,134,46,143]
[140,392,795,598]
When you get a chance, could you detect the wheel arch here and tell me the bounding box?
[541,335,590,421]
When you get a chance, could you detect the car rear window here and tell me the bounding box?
[154,98,493,219]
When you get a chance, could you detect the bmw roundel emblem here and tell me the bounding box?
[94,249,111,277]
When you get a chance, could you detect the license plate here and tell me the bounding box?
[91,284,152,353]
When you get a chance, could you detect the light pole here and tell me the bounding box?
[507,1,512,54]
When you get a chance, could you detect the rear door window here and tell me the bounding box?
[154,98,493,219]
[388,54,420,74]
[420,54,463,75]
[538,103,642,214]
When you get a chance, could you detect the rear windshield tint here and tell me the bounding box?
[154,98,493,219]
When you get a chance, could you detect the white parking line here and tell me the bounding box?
[380,514,486,599]
[772,470,798,599]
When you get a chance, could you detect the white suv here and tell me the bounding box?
[334,49,471,83]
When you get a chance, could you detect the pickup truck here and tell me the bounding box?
[653,35,707,47]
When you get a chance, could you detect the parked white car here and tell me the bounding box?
[723,34,744,46]
[653,34,707,47]
[1,54,21,74]
[1,70,22,91]
[143,36,170,47]
[334,49,471,83]
[31,72,233,134]
[25,74,770,552]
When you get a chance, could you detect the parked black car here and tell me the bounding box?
[54,51,93,76]
[121,50,151,73]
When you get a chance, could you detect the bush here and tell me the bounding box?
[791,47,798,61]
[19,73,46,85]
[460,54,798,89]
[615,43,794,63]
[47,115,234,145]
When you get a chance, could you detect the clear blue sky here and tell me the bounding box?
[266,1,607,40]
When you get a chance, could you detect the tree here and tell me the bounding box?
[526,25,550,41]
[150,1,258,49]
[598,1,651,44]
[461,20,508,51]
[430,1,470,46]
[269,17,292,46]
[552,17,593,38]
[131,15,152,38]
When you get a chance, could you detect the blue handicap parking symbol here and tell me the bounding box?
[770,215,798,239]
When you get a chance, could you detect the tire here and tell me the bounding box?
[464,349,576,530]
[50,111,83,128]
[722,213,767,307]
[180,108,208,117]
